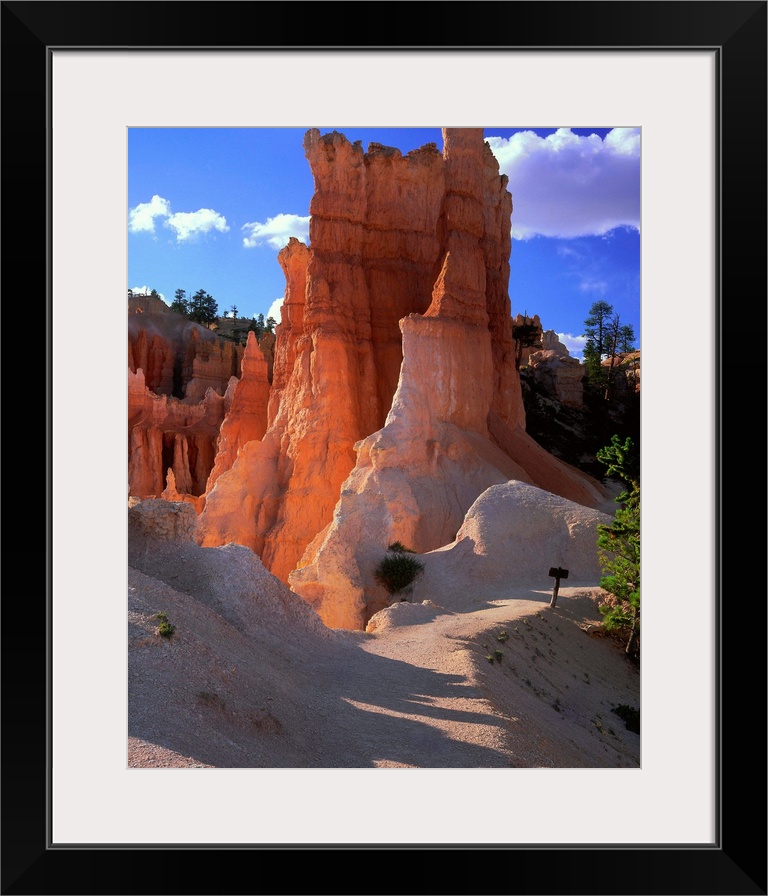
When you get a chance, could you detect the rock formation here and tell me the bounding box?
[197,127,613,630]
[128,301,272,500]
[128,298,243,400]
[393,480,612,615]
[526,348,585,409]
[203,331,271,493]
[541,328,571,357]
[129,496,200,542]
[198,132,452,578]
[181,329,244,405]
[128,366,227,499]
[603,350,641,398]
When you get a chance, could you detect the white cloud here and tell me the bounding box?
[242,214,310,250]
[558,332,587,359]
[486,128,640,240]
[165,209,229,241]
[129,196,229,242]
[267,297,283,324]
[128,195,170,233]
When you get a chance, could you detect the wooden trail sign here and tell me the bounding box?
[548,567,569,607]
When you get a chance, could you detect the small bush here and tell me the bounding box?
[374,551,425,595]
[155,612,175,639]
[493,650,503,662]
[387,541,416,554]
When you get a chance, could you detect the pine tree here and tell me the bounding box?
[617,324,636,354]
[249,313,265,339]
[582,300,615,393]
[170,288,188,316]
[188,289,218,325]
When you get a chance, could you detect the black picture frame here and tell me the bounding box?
[3,2,765,894]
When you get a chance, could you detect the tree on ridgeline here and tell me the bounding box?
[582,300,615,394]
[265,316,277,333]
[188,288,218,325]
[617,323,636,354]
[583,301,638,401]
[170,288,189,315]
[248,313,265,339]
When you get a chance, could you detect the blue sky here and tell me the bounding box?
[128,127,640,359]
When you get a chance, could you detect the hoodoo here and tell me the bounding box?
[190,128,611,629]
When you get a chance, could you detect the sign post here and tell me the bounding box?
[548,567,569,607]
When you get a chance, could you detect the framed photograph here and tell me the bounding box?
[4,2,765,893]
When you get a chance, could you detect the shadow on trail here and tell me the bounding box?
[129,618,515,769]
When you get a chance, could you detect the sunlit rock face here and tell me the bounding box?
[287,129,609,629]
[196,127,611,629]
[204,332,271,494]
[542,328,571,357]
[198,130,450,580]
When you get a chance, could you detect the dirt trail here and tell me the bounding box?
[129,536,640,771]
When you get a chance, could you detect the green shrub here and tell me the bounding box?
[387,541,416,553]
[374,551,424,595]
[155,612,175,639]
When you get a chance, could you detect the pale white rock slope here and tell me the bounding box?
[129,495,638,771]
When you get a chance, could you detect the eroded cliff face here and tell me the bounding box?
[127,303,265,501]
[128,366,227,499]
[196,127,611,630]
[199,131,448,580]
